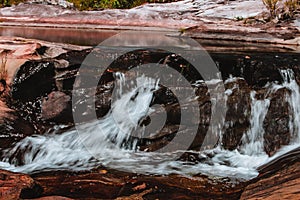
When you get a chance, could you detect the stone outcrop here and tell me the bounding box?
[0,36,299,199]
[222,78,251,150]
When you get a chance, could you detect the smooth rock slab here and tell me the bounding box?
[241,147,300,199]
[31,168,246,199]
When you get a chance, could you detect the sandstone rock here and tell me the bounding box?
[0,169,41,199]
[31,168,246,199]
[241,147,300,200]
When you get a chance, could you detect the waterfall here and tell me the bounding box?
[279,69,300,142]
[0,74,159,173]
[0,70,300,180]
[240,91,270,156]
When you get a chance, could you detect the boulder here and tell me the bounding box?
[222,78,251,150]
[263,88,291,156]
[41,91,71,121]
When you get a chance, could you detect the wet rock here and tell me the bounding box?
[241,147,300,199]
[210,53,300,87]
[53,59,69,69]
[4,40,300,158]
[222,79,251,150]
[41,91,71,122]
[12,61,56,101]
[0,169,42,199]
[31,196,73,200]
[31,167,246,199]
[0,118,35,150]
[263,88,291,156]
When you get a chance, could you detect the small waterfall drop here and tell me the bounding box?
[279,69,300,142]
[1,70,300,180]
[240,92,270,156]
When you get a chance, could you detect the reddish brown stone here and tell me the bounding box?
[241,147,300,200]
[31,168,246,199]
[31,196,73,200]
[41,91,71,120]
[0,169,39,200]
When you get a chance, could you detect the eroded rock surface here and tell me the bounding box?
[0,169,41,199]
[241,147,300,199]
[31,168,246,199]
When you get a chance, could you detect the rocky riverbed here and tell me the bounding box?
[0,0,299,199]
[0,35,298,199]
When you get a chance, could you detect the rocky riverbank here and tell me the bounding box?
[0,0,299,48]
[0,0,299,198]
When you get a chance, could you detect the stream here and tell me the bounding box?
[0,27,300,184]
[1,68,300,181]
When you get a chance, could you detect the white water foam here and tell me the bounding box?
[1,70,300,180]
[240,91,270,155]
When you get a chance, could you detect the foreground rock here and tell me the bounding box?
[0,37,90,146]
[0,169,41,199]
[31,168,246,199]
[241,147,300,199]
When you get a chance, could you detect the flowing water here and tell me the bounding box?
[0,69,300,180]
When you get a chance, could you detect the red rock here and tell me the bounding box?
[0,169,39,200]
[41,91,71,120]
[31,168,246,199]
[241,147,300,199]
[31,196,73,200]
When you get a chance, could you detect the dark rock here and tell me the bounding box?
[12,61,56,101]
[0,118,35,150]
[263,88,291,156]
[222,79,251,150]
[41,91,71,122]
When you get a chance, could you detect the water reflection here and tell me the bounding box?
[0,26,119,46]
